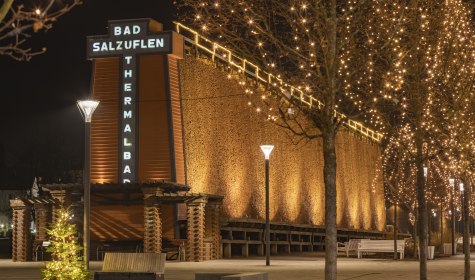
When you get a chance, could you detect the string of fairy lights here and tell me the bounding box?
[179,0,475,222]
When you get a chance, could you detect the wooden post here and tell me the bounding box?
[143,197,162,253]
[205,201,222,260]
[10,199,33,262]
[33,202,52,242]
[187,197,207,262]
[47,188,71,223]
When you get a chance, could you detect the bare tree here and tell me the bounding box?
[0,0,81,61]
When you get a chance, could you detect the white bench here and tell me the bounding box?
[337,239,369,257]
[357,240,405,259]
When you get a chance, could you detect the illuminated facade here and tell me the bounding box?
[181,58,385,230]
[10,19,385,262]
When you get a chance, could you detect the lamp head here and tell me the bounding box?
[423,166,428,177]
[77,100,100,123]
[260,145,274,160]
[459,183,464,191]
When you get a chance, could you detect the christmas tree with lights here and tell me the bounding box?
[42,208,88,280]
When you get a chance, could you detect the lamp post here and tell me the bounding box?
[459,183,464,253]
[423,167,429,248]
[77,100,99,270]
[449,178,455,255]
[260,145,274,266]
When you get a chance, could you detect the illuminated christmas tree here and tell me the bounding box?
[42,208,88,280]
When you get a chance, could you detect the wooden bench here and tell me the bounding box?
[195,272,268,280]
[337,239,369,257]
[96,241,142,261]
[357,240,405,259]
[94,252,166,280]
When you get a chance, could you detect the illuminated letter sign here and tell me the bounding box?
[87,19,177,183]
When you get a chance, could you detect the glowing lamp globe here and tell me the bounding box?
[77,100,100,123]
[260,145,274,160]
[459,183,464,191]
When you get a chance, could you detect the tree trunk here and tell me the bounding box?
[440,204,443,255]
[416,137,428,280]
[463,181,470,280]
[324,0,338,277]
[323,129,337,280]
[394,203,398,260]
[413,211,418,258]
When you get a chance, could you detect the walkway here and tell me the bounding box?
[0,254,472,280]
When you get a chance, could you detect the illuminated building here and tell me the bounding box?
[10,19,385,262]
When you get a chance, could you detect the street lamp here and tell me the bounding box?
[449,178,455,255]
[77,99,99,269]
[423,166,430,247]
[260,145,274,266]
[459,183,465,251]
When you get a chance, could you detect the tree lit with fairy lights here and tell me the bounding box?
[42,208,88,280]
[177,0,475,279]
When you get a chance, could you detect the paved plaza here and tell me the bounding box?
[0,254,474,280]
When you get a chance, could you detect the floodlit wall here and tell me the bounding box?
[180,57,386,231]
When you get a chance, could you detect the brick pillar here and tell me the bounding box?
[187,197,207,262]
[205,201,222,260]
[143,197,162,253]
[34,203,52,241]
[10,199,33,262]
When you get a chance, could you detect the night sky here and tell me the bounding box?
[0,0,174,185]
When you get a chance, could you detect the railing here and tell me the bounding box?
[175,22,384,143]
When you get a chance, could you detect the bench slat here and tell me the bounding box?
[103,252,166,273]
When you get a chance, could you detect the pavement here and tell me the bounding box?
[0,253,474,280]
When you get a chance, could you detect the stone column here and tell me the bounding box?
[205,201,222,260]
[187,197,207,262]
[10,199,33,262]
[143,197,162,253]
